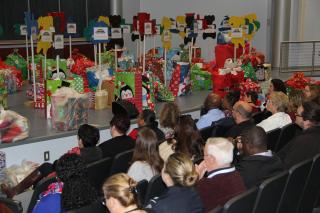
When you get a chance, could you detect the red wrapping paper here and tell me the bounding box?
[215,43,250,69]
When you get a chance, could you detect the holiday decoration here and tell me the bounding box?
[191,65,212,90]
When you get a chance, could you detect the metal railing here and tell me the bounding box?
[280,41,320,75]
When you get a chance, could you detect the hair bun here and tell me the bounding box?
[183,171,198,187]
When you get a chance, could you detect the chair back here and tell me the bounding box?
[86,157,113,193]
[277,159,313,213]
[266,128,281,151]
[0,198,23,213]
[222,187,258,213]
[298,154,320,213]
[109,149,134,176]
[253,111,271,124]
[200,125,215,141]
[275,123,301,152]
[66,202,106,213]
[253,171,289,213]
[136,179,148,206]
[208,205,223,213]
[27,177,57,213]
[144,175,167,204]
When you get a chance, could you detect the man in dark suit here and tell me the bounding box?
[278,101,320,168]
[99,113,135,158]
[235,126,284,188]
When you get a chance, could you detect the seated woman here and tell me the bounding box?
[257,91,292,132]
[32,153,99,213]
[1,124,102,198]
[288,89,304,122]
[303,84,320,101]
[128,109,165,141]
[145,153,204,213]
[102,173,146,213]
[128,128,163,181]
[159,103,180,139]
[159,115,204,163]
[269,79,287,95]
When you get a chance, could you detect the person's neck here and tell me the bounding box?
[112,131,124,138]
[236,117,249,124]
[248,148,267,156]
[122,204,139,213]
[208,163,231,172]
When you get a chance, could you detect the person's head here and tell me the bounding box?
[238,126,268,156]
[270,79,287,94]
[174,115,204,162]
[137,109,157,128]
[103,173,139,213]
[132,128,163,173]
[162,153,198,187]
[295,101,320,130]
[159,103,180,129]
[110,113,131,137]
[244,91,258,105]
[77,124,100,148]
[304,84,320,101]
[288,89,304,113]
[266,92,289,114]
[222,91,241,111]
[56,154,98,210]
[232,101,253,124]
[204,138,234,172]
[203,93,222,111]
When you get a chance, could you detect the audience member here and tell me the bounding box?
[128,128,163,181]
[257,92,292,132]
[235,126,284,188]
[32,154,99,213]
[278,101,320,168]
[288,89,304,122]
[103,173,146,213]
[244,91,261,113]
[224,101,254,139]
[304,84,320,101]
[269,79,287,95]
[196,93,225,129]
[159,103,180,139]
[196,138,246,212]
[99,114,135,158]
[222,91,241,118]
[159,115,204,163]
[145,153,204,213]
[128,109,165,141]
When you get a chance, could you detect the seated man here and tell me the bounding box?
[196,93,225,129]
[235,126,284,188]
[196,137,246,212]
[225,101,254,139]
[277,101,320,168]
[99,113,135,158]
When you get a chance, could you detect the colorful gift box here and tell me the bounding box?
[191,65,212,91]
[212,70,232,98]
[169,62,192,97]
[5,50,28,80]
[239,78,261,97]
[215,43,250,69]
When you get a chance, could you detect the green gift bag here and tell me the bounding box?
[5,50,28,80]
[191,65,212,91]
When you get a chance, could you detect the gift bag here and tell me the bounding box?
[191,65,212,91]
[51,88,89,131]
[215,43,249,68]
[169,62,192,97]
[101,80,115,106]
[142,72,155,110]
[95,90,108,110]
[212,71,232,98]
[5,50,28,80]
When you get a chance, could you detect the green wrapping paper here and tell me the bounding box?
[5,51,28,80]
[242,62,257,81]
[191,65,212,91]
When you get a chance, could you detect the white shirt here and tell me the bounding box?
[257,112,292,132]
[127,161,157,182]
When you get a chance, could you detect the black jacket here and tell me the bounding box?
[80,147,103,164]
[224,119,255,139]
[145,186,204,213]
[277,125,320,169]
[235,154,285,188]
[99,135,135,158]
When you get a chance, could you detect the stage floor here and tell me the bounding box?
[0,88,210,149]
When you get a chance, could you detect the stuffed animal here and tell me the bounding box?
[37,16,53,55]
[109,15,124,48]
[203,15,216,40]
[228,16,245,48]
[176,15,186,39]
[161,17,172,50]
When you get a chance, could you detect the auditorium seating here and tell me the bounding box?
[222,187,258,213]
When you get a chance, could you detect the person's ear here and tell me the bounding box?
[78,138,84,148]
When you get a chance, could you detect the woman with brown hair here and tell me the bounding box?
[103,173,146,213]
[127,128,163,181]
[145,153,204,213]
[304,84,320,101]
[159,115,204,163]
[159,102,180,139]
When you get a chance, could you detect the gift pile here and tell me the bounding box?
[0,109,29,143]
[51,87,89,131]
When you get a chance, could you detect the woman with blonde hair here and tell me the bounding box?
[102,173,146,213]
[145,153,204,213]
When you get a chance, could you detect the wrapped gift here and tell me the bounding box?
[242,62,257,81]
[101,80,115,106]
[5,50,28,80]
[239,79,261,97]
[169,62,192,97]
[101,51,115,68]
[166,48,181,81]
[215,43,250,69]
[0,110,29,143]
[118,52,135,71]
[212,70,232,97]
[51,88,89,131]
[146,55,165,83]
[191,65,212,91]
[0,69,17,94]
[142,72,155,110]
[95,90,108,110]
[86,65,112,90]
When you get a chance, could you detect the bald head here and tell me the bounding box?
[233,101,253,121]
[204,93,222,111]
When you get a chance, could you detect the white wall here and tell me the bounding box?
[139,0,272,61]
[301,0,320,40]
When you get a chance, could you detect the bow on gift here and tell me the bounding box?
[218,58,243,75]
